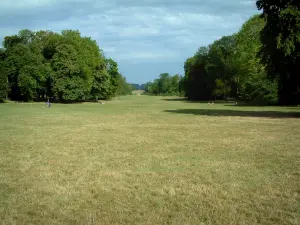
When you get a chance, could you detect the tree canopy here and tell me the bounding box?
[256,0,300,105]
[0,29,132,102]
[1,1,299,106]
[180,3,299,105]
[144,73,184,96]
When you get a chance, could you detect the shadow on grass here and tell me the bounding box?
[162,98,236,104]
[162,98,188,102]
[164,108,300,118]
[225,104,300,108]
[34,99,103,104]
[162,98,215,103]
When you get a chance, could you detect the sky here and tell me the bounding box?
[0,0,259,84]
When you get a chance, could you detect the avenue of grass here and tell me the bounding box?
[0,95,300,225]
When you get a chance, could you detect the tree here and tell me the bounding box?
[157,73,171,94]
[235,14,278,104]
[90,69,113,100]
[213,79,231,99]
[106,58,121,97]
[3,35,23,49]
[0,62,9,101]
[116,74,132,96]
[256,0,300,105]
[1,29,125,102]
[130,84,141,90]
[183,46,215,100]
[145,73,182,96]
[206,35,238,100]
[51,44,92,101]
[146,80,159,95]
[3,41,45,101]
[0,49,9,101]
[170,74,181,94]
[17,66,40,101]
[182,14,283,104]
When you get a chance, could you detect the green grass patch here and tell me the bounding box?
[0,95,300,224]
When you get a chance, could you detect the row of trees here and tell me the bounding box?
[0,29,132,102]
[182,15,278,104]
[181,0,299,105]
[129,83,148,91]
[144,73,184,96]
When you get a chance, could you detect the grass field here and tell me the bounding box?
[0,95,300,225]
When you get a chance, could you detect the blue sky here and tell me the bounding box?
[0,0,259,84]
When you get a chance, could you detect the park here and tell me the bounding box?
[1,0,300,224]
[0,95,299,224]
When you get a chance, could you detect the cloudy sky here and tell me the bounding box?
[0,0,259,84]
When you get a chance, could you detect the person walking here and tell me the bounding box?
[47,98,51,108]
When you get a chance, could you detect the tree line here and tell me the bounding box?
[0,29,132,102]
[181,15,279,104]
[143,0,299,105]
[143,73,184,96]
[182,0,300,105]
[130,84,144,91]
[1,0,298,105]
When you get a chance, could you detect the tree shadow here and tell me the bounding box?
[164,108,300,118]
[162,98,237,104]
[162,98,188,102]
[225,104,300,108]
[162,98,214,103]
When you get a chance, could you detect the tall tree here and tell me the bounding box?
[256,0,300,105]
[0,49,9,101]
[145,73,182,96]
[235,14,278,104]
[51,44,91,101]
[206,35,238,100]
[116,74,133,96]
[183,46,214,100]
[1,29,125,102]
[105,58,121,97]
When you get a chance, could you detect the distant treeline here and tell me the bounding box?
[129,83,147,91]
[142,73,184,96]
[144,0,300,105]
[1,0,298,105]
[0,29,132,102]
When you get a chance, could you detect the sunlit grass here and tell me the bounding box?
[0,95,300,225]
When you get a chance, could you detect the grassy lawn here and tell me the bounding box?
[0,95,300,225]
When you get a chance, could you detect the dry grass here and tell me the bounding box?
[132,90,145,96]
[0,96,300,225]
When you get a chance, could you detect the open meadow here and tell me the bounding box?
[0,95,300,225]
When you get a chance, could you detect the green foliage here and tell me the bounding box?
[145,73,182,96]
[51,44,90,101]
[0,49,9,100]
[116,74,133,96]
[1,29,129,102]
[0,61,9,101]
[130,83,141,90]
[240,72,278,104]
[235,15,278,104]
[256,0,300,105]
[182,10,295,104]
[105,58,121,98]
[213,79,231,98]
[183,42,233,100]
[18,65,45,101]
[90,69,113,100]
